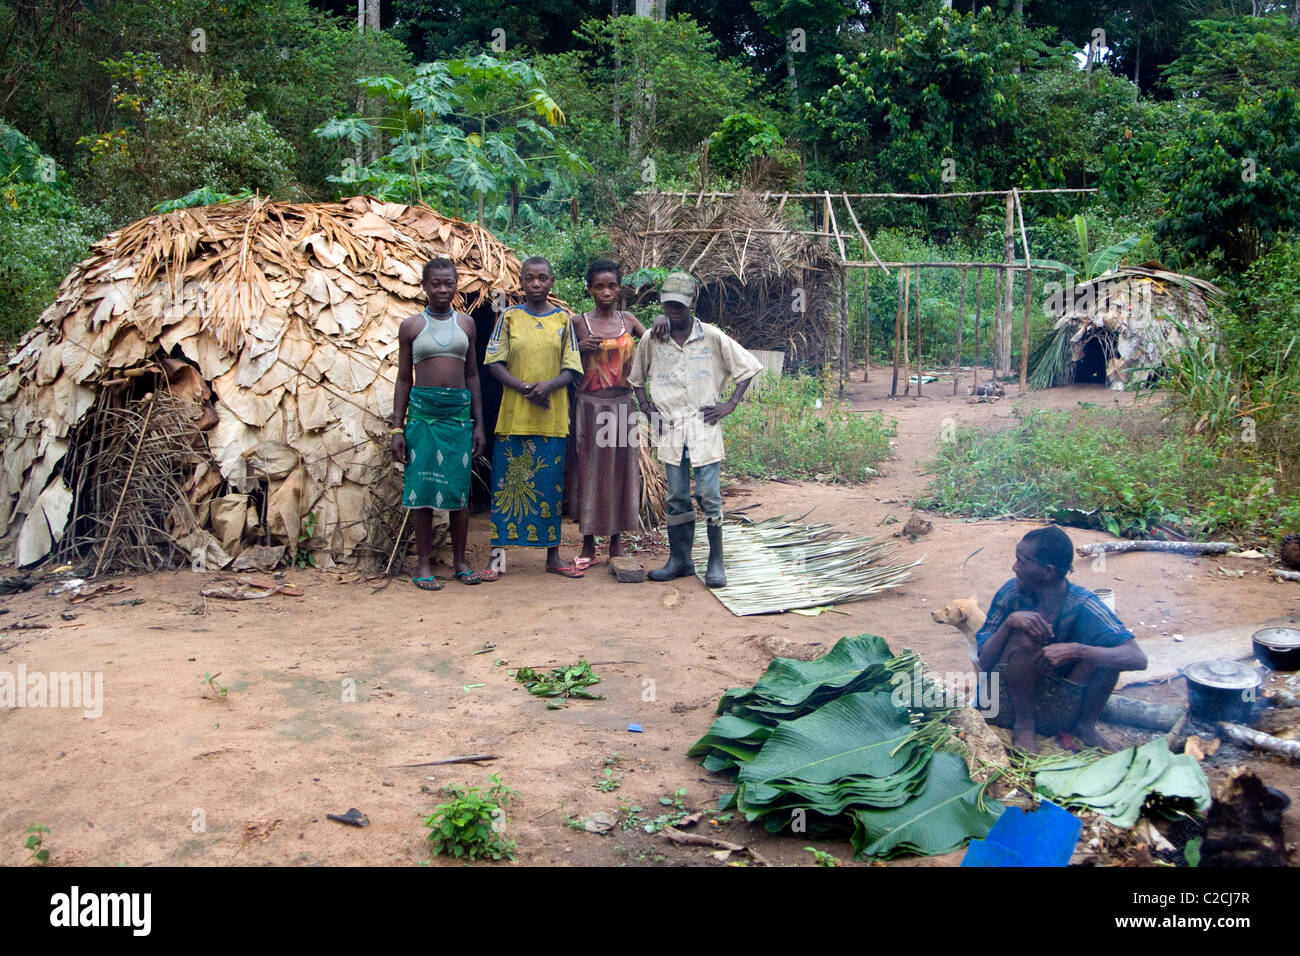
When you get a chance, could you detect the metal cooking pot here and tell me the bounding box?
[1182,660,1261,724]
[1252,627,1300,671]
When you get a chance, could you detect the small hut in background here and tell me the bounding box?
[0,196,530,571]
[611,191,842,370]
[1030,266,1223,390]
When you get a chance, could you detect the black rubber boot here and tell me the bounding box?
[648,521,696,581]
[704,522,727,588]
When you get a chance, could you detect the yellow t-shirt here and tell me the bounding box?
[485,304,584,438]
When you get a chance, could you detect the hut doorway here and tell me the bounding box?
[1074,332,1112,384]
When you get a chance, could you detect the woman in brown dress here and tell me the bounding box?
[572,259,646,565]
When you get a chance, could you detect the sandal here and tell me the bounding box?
[478,568,501,583]
[411,575,442,591]
[546,563,585,578]
[454,569,484,585]
[573,555,596,570]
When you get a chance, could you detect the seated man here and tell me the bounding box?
[975,527,1146,753]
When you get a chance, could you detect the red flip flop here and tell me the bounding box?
[546,563,585,578]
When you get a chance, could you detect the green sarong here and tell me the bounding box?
[403,386,472,510]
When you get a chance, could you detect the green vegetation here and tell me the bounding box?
[918,406,1300,541]
[423,774,516,862]
[620,788,693,834]
[513,660,605,706]
[201,671,228,700]
[723,375,895,483]
[25,824,50,865]
[805,846,840,867]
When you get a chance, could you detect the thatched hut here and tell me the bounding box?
[611,191,843,368]
[1031,266,1223,390]
[0,196,534,571]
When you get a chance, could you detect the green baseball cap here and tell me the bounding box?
[659,271,697,306]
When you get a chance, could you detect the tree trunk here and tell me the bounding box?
[785,47,798,111]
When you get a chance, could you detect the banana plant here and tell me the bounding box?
[1019,213,1144,281]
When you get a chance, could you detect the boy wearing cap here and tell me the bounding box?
[629,271,762,588]
[975,527,1147,753]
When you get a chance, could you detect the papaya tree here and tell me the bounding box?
[315,55,589,229]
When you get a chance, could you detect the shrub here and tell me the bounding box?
[918,406,1300,541]
[723,374,895,482]
[423,775,516,862]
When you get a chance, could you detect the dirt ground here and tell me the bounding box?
[2,374,1297,867]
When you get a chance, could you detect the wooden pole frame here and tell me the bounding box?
[954,267,967,395]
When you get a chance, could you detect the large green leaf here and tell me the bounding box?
[1033,738,1210,829]
[850,751,1002,859]
[718,634,896,713]
[738,691,916,787]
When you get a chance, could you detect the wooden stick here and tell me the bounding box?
[1270,568,1300,583]
[1015,189,1033,391]
[662,827,771,866]
[93,395,155,579]
[1218,722,1300,762]
[391,753,500,768]
[638,188,1098,200]
[890,270,904,396]
[841,193,889,276]
[384,509,410,576]
[901,268,911,395]
[955,267,967,395]
[863,268,870,383]
[914,268,922,397]
[973,267,982,392]
[1076,541,1235,557]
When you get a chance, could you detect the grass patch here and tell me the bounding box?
[916,405,1300,541]
[723,374,895,482]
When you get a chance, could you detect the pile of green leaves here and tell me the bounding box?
[690,634,907,772]
[423,774,516,862]
[690,635,1002,860]
[513,660,604,707]
[1033,738,1210,829]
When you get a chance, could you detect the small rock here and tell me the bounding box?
[609,556,646,583]
[382,781,393,787]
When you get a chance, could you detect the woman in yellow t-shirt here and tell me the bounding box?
[484,257,585,576]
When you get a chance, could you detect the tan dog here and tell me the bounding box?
[930,596,986,665]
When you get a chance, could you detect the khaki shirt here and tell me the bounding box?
[628,317,762,467]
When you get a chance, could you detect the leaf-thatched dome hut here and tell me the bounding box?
[0,195,532,571]
[611,191,843,369]
[1030,265,1223,390]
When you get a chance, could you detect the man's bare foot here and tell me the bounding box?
[1011,723,1039,754]
[608,534,624,558]
[1071,724,1117,753]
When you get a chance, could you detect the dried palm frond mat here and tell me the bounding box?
[690,515,920,616]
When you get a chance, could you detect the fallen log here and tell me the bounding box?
[1270,568,1300,583]
[1101,694,1185,731]
[1218,722,1300,763]
[1075,541,1235,557]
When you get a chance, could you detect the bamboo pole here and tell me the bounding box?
[838,269,848,398]
[973,267,982,391]
[840,260,1040,270]
[993,267,1003,383]
[955,267,967,395]
[890,270,905,396]
[841,194,889,276]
